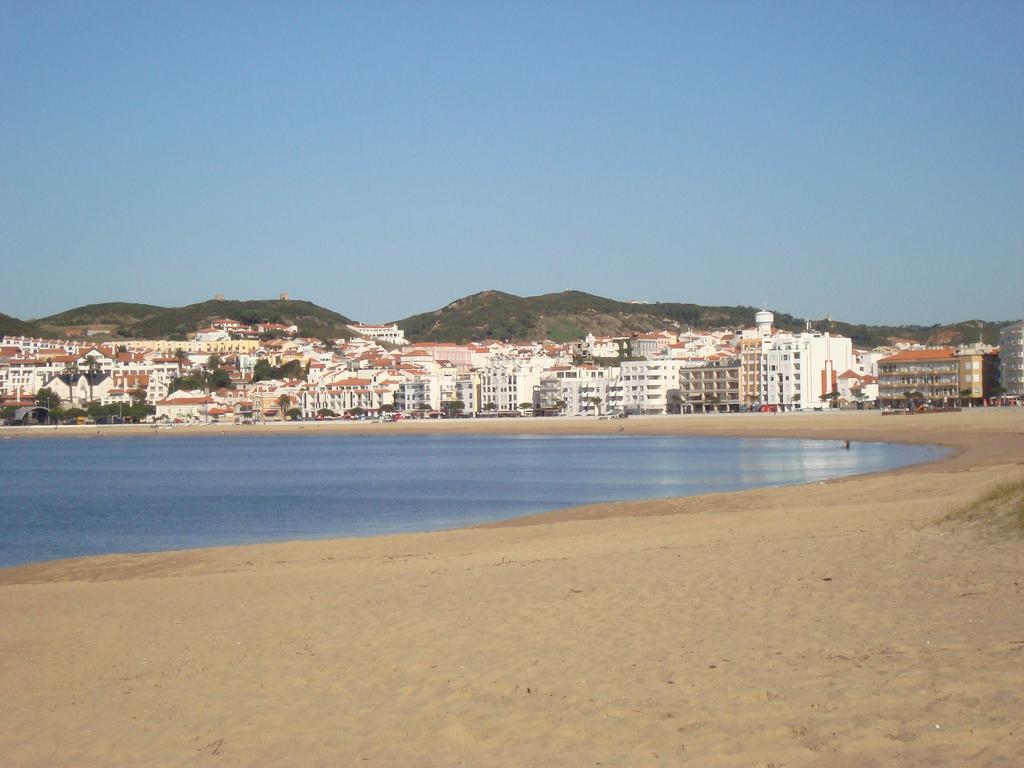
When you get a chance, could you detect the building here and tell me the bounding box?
[348,324,408,346]
[155,391,218,422]
[42,370,113,407]
[999,321,1024,397]
[677,358,742,412]
[478,358,548,413]
[956,344,1001,404]
[877,348,959,408]
[606,360,686,415]
[533,365,610,415]
[760,331,853,410]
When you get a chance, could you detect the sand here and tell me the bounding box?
[1,410,1022,766]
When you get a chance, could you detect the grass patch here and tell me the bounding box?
[942,477,1024,533]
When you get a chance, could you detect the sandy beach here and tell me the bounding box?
[1,410,1022,766]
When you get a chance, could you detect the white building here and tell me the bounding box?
[478,358,548,412]
[348,323,408,346]
[760,331,854,410]
[193,327,232,342]
[155,390,219,422]
[606,360,687,415]
[534,364,611,415]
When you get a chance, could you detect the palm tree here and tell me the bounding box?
[277,393,292,421]
[903,390,924,412]
[86,358,101,405]
[174,348,189,376]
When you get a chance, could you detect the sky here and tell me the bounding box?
[2,1,1022,326]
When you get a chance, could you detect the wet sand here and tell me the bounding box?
[1,410,1022,766]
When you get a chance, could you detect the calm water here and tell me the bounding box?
[0,434,946,568]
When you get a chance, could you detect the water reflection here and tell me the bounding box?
[0,434,946,567]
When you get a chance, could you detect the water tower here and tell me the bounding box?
[755,308,774,338]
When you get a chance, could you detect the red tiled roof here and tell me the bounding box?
[880,348,955,363]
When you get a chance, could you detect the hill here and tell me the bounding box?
[395,290,1009,347]
[10,292,1010,348]
[0,313,53,339]
[120,299,357,340]
[38,302,166,328]
[396,290,761,343]
[32,302,166,339]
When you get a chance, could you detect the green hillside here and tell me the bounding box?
[0,313,53,339]
[396,290,761,343]
[120,299,356,340]
[12,292,1012,348]
[770,313,1005,348]
[396,290,1010,347]
[39,302,166,328]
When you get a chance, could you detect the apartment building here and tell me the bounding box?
[956,344,1001,403]
[877,348,959,407]
[677,358,742,412]
[606,360,686,415]
[533,364,611,415]
[760,331,853,410]
[478,358,548,412]
[999,321,1024,396]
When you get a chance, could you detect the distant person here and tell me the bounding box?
[844,440,851,450]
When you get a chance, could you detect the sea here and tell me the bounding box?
[0,434,947,568]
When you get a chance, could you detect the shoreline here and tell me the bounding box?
[0,411,960,580]
[2,409,1022,765]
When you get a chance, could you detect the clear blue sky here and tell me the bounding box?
[2,2,1022,326]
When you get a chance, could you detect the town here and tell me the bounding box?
[2,309,1022,426]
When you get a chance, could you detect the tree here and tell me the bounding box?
[253,358,274,383]
[553,398,567,415]
[207,354,223,370]
[36,387,61,409]
[317,408,338,418]
[169,372,206,394]
[960,388,973,407]
[586,396,603,415]
[64,407,87,422]
[379,403,396,413]
[441,399,465,417]
[286,407,303,421]
[903,390,925,411]
[253,358,305,384]
[347,407,366,417]
[483,402,498,412]
[279,359,305,381]
[86,357,101,404]
[86,401,105,421]
[174,348,189,375]
[204,368,232,392]
[1,405,18,423]
[277,393,291,420]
